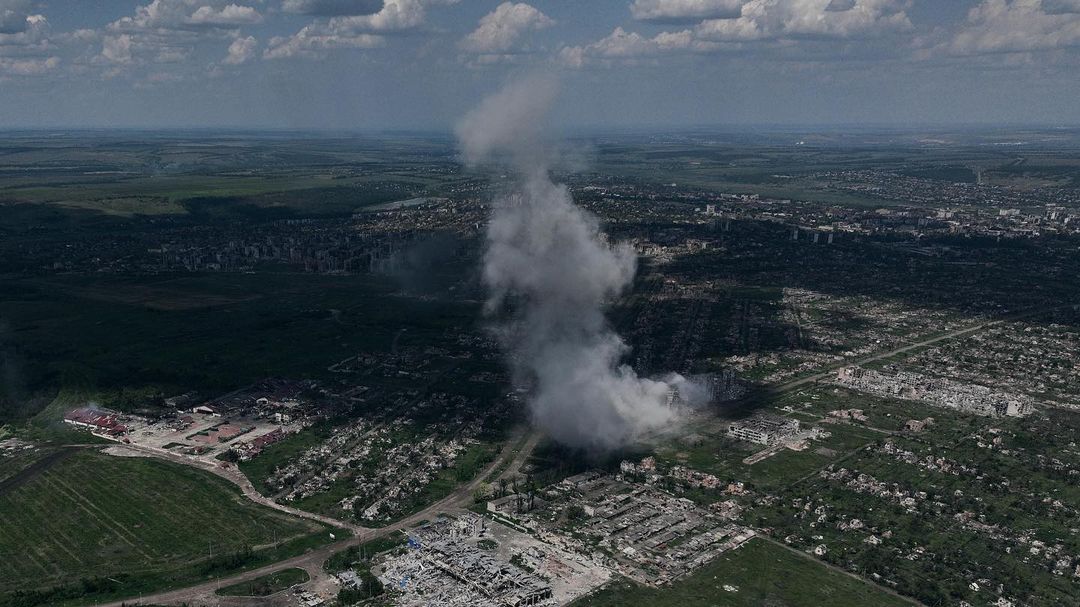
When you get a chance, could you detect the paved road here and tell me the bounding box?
[97,427,533,607]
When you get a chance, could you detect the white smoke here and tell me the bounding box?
[457,75,687,451]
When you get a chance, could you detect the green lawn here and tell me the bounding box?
[573,537,912,607]
[216,568,310,596]
[0,449,335,606]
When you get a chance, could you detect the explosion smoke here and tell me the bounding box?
[457,75,695,451]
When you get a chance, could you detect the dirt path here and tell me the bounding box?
[497,430,543,482]
[95,426,536,607]
[100,443,369,535]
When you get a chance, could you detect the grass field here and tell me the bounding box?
[0,448,332,605]
[216,567,309,596]
[573,537,912,607]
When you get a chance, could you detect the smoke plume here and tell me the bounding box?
[457,75,685,451]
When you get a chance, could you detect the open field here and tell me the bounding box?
[0,448,332,605]
[572,537,913,607]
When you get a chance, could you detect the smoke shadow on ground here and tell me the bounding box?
[377,231,478,299]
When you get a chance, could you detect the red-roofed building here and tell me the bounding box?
[63,407,129,437]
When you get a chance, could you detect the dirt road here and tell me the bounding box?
[104,443,370,535]
[95,427,534,607]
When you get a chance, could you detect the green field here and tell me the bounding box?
[573,537,912,607]
[216,567,309,596]
[0,448,333,606]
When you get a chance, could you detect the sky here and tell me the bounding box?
[2,0,1080,129]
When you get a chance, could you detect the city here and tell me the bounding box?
[3,2,1080,607]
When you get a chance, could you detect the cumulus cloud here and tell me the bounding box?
[0,10,57,74]
[282,0,384,16]
[99,1,263,67]
[108,1,263,33]
[0,54,56,75]
[0,0,31,35]
[223,34,256,63]
[950,0,1080,54]
[564,0,911,67]
[263,20,382,58]
[461,2,554,54]
[558,26,719,67]
[266,0,455,59]
[101,33,134,64]
[187,4,262,26]
[695,0,912,42]
[0,11,48,49]
[630,0,745,22]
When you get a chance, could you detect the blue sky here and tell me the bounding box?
[2,0,1080,129]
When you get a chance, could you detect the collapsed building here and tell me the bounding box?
[63,406,130,437]
[384,516,553,607]
[726,415,800,445]
[835,366,1034,417]
[550,476,754,586]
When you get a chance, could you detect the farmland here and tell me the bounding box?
[0,447,333,605]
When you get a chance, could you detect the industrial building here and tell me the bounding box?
[726,415,800,445]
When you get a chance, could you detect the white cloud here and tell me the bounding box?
[223,34,256,63]
[461,2,554,54]
[630,0,745,22]
[100,1,263,68]
[109,1,263,33]
[559,26,719,67]
[328,0,452,32]
[0,0,31,35]
[101,34,134,64]
[695,0,912,42]
[0,12,49,49]
[0,9,60,78]
[263,22,382,58]
[58,28,101,44]
[0,54,57,75]
[564,0,912,68]
[282,0,384,16]
[187,4,263,27]
[951,0,1080,54]
[265,0,456,59]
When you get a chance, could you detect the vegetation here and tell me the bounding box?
[0,449,334,606]
[323,533,403,605]
[215,568,309,596]
[323,532,406,574]
[573,538,912,607]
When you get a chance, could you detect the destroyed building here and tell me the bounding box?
[727,415,800,445]
[835,366,1034,417]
